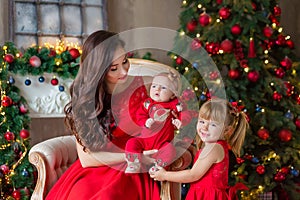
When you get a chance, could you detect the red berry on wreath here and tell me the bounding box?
[20,129,30,139]
[4,54,14,64]
[2,96,13,107]
[29,55,41,67]
[69,48,80,59]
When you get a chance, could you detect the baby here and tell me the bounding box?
[125,72,183,173]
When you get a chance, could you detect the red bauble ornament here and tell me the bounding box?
[281,167,290,174]
[69,48,80,59]
[20,129,30,139]
[256,165,265,175]
[186,19,198,32]
[275,67,285,79]
[220,39,233,53]
[191,38,202,50]
[49,49,56,57]
[257,128,269,140]
[295,118,300,129]
[276,35,286,46]
[263,26,273,38]
[209,71,219,80]
[278,129,292,142]
[2,96,13,107]
[12,190,21,200]
[205,42,220,54]
[198,13,211,27]
[280,56,292,70]
[295,95,300,105]
[0,164,9,174]
[236,157,245,164]
[273,5,281,16]
[284,82,294,96]
[273,91,282,101]
[19,104,28,114]
[4,54,14,64]
[29,55,41,67]
[286,40,295,49]
[51,78,59,86]
[216,0,222,4]
[247,71,259,82]
[219,7,231,19]
[251,2,257,10]
[274,171,286,182]
[231,24,242,35]
[228,69,240,79]
[4,131,15,141]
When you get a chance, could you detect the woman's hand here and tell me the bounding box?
[141,149,158,165]
[149,167,166,181]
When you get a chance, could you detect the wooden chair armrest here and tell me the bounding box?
[29,151,47,200]
[29,135,77,199]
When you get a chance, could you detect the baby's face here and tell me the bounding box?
[149,83,174,102]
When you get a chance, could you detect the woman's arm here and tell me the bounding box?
[77,142,125,168]
[150,143,224,183]
[77,142,157,168]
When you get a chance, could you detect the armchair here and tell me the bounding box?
[28,58,196,200]
[29,135,195,200]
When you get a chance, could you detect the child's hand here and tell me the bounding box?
[149,167,166,181]
[145,118,154,128]
[172,118,182,129]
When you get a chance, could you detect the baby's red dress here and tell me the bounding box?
[185,140,248,200]
[46,76,160,200]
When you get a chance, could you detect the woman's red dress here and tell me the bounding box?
[46,76,160,200]
[185,140,248,200]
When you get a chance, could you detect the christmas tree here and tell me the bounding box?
[0,41,81,199]
[170,0,300,199]
[0,43,34,199]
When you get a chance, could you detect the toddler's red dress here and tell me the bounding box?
[46,76,160,200]
[185,140,248,200]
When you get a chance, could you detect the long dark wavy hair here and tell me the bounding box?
[64,30,125,152]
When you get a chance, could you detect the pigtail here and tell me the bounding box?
[228,111,249,157]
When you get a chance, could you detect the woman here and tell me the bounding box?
[46,30,160,200]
